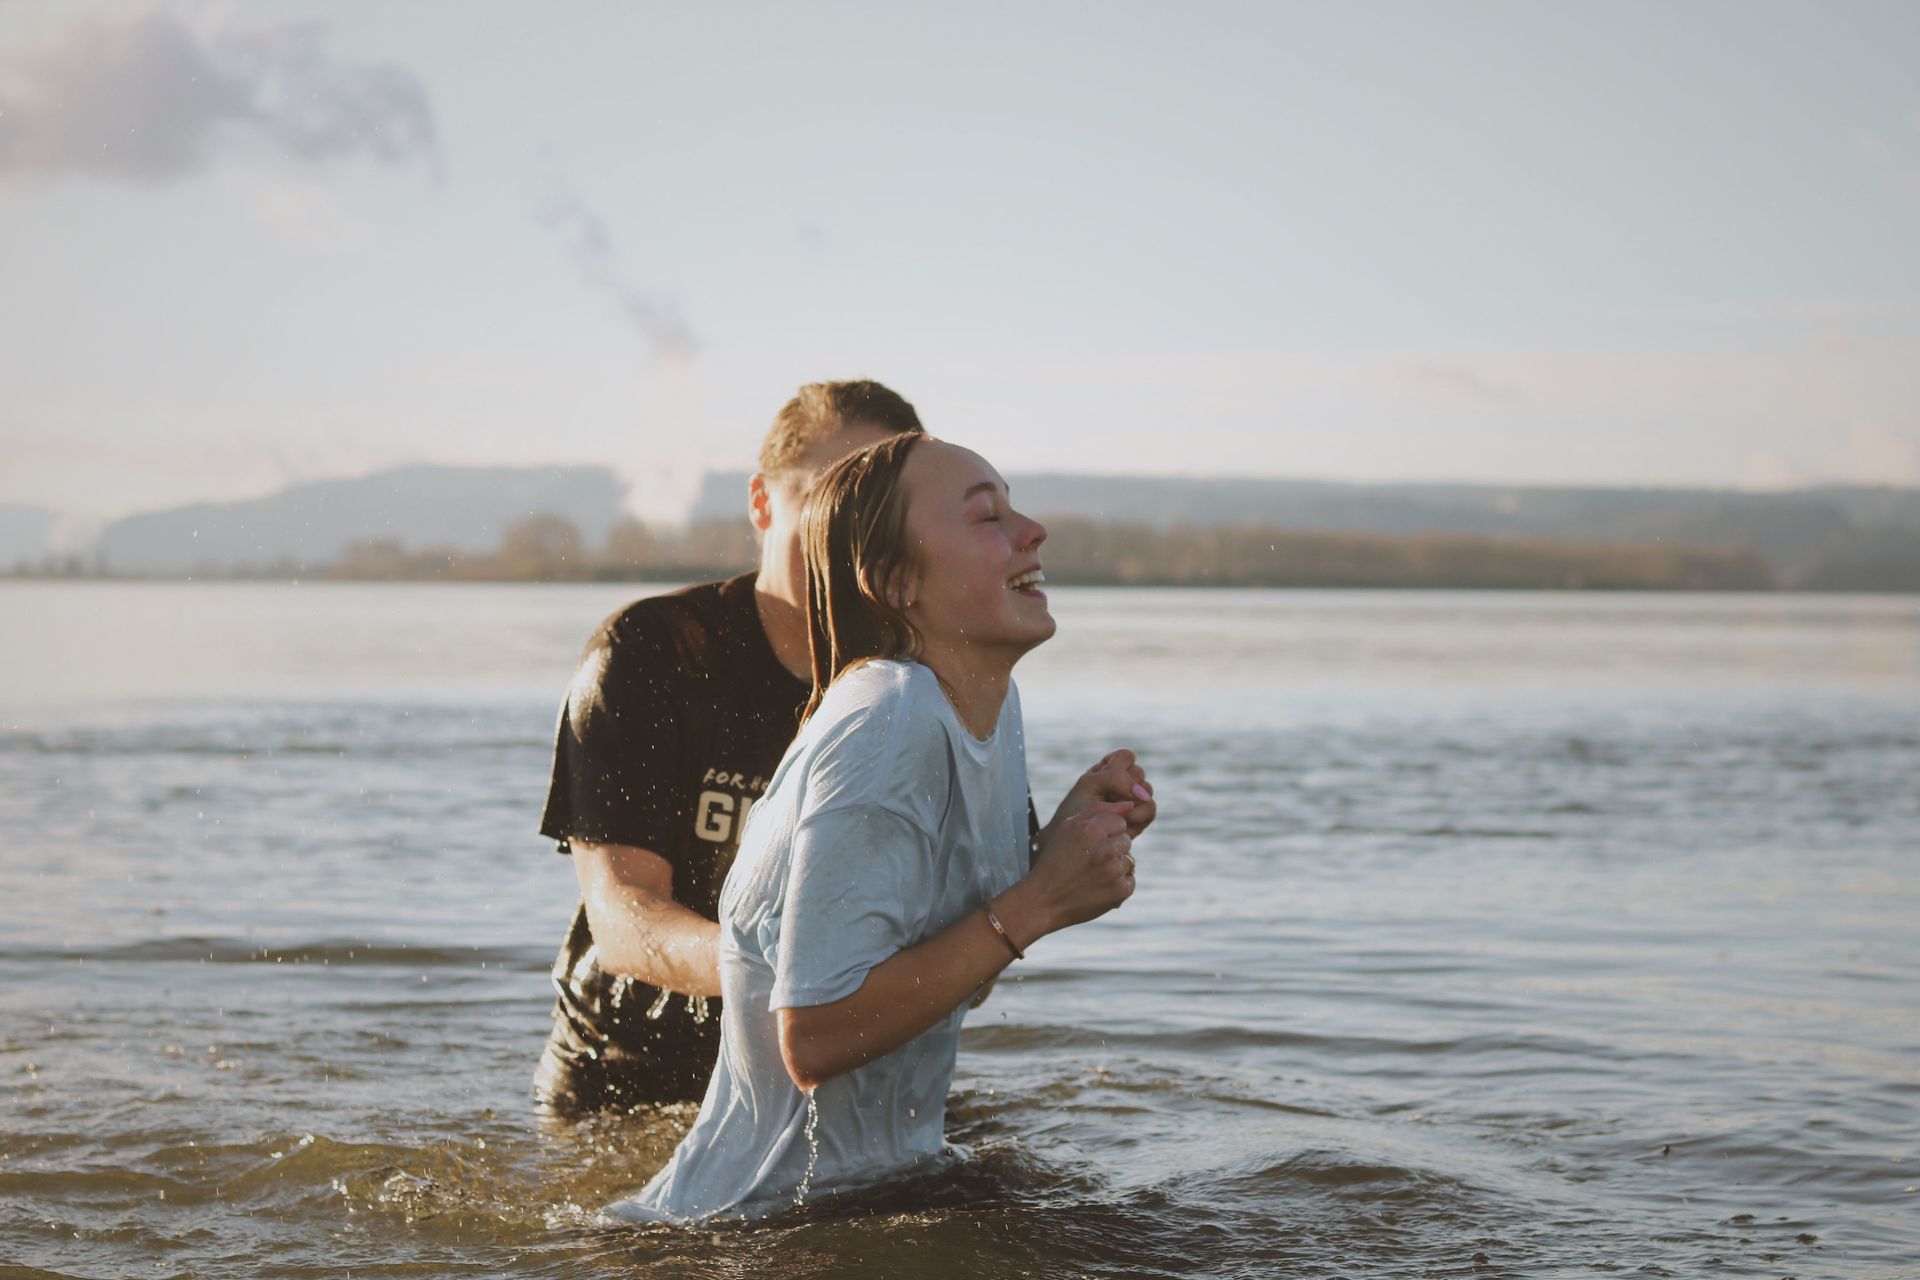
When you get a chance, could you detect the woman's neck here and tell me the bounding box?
[916,642,1015,740]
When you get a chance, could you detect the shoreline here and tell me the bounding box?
[3,573,1914,595]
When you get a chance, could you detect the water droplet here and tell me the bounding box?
[644,988,672,1020]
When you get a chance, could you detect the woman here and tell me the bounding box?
[614,434,1147,1222]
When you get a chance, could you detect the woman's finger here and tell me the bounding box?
[1073,804,1129,831]
[1085,765,1137,804]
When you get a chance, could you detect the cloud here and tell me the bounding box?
[1843,423,1920,486]
[536,158,698,361]
[0,420,418,518]
[1401,362,1521,406]
[1848,116,1920,206]
[1851,129,1895,166]
[1738,424,1919,491]
[825,329,1920,488]
[1738,452,1812,491]
[0,7,437,183]
[222,173,374,253]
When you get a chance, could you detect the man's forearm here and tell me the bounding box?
[581,886,723,997]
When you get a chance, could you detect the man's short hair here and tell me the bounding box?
[758,380,923,476]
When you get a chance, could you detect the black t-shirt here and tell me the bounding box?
[537,574,810,1109]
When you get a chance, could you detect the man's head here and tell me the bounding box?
[757,380,922,480]
[750,380,923,597]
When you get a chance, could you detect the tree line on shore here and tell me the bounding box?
[305,512,1773,590]
[0,510,1787,589]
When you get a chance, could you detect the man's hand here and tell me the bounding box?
[1039,749,1157,854]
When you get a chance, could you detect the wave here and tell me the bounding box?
[0,936,542,970]
[0,729,547,760]
[962,1020,1621,1064]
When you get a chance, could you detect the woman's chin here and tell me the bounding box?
[1013,610,1059,654]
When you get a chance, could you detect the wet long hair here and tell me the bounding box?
[800,432,927,725]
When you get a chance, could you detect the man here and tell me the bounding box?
[535,379,1154,1114]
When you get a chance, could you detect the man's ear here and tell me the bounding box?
[747,472,775,534]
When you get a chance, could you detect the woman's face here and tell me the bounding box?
[897,440,1054,663]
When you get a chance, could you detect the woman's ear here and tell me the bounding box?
[882,563,919,612]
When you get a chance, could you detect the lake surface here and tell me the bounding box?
[1,582,1916,1278]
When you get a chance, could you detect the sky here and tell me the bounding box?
[2,0,1918,524]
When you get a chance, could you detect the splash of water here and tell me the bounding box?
[792,1089,821,1210]
[644,988,672,1020]
[688,994,710,1025]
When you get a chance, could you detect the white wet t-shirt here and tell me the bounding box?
[615,659,1030,1222]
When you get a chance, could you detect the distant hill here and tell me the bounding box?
[0,504,63,567]
[692,472,1920,589]
[21,464,1916,589]
[95,465,627,575]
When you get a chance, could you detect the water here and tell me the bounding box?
[2,582,1916,1278]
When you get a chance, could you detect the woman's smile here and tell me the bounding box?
[1006,566,1047,600]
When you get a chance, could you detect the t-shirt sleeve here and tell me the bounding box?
[538,607,684,855]
[768,803,935,1010]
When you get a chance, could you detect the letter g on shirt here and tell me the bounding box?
[696,789,759,844]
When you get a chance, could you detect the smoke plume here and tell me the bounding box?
[536,161,698,360]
